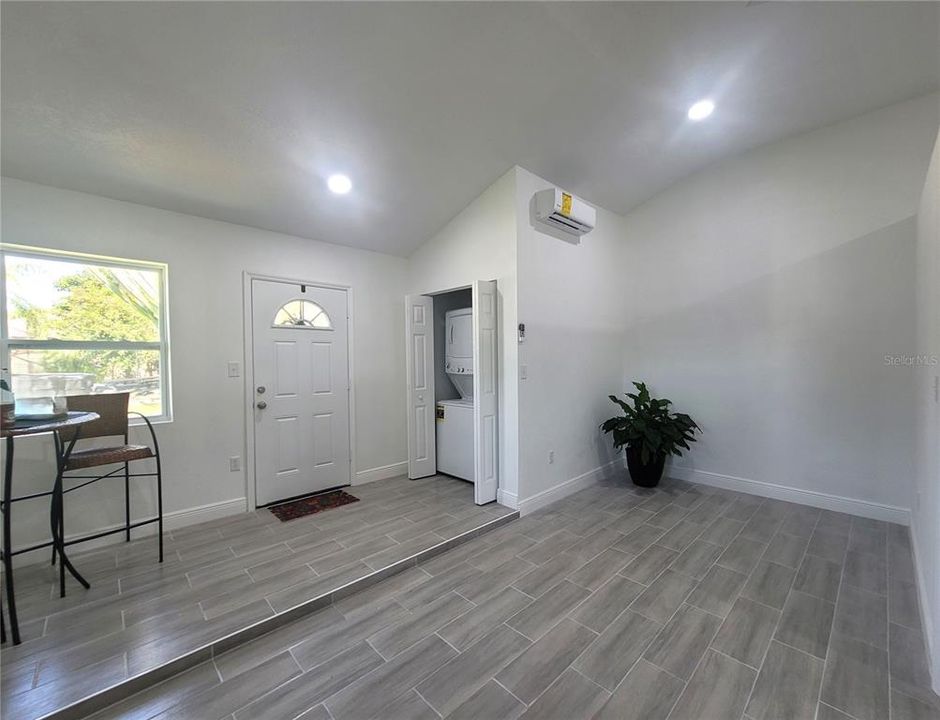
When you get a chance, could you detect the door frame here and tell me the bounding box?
[242,271,355,510]
[406,284,472,482]
[406,282,499,503]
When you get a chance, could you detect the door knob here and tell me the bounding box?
[256,386,266,394]
[256,400,267,409]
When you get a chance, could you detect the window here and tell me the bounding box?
[272,299,332,329]
[1,245,171,421]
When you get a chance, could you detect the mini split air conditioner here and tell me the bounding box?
[534,188,596,237]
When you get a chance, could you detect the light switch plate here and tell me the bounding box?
[227,361,240,378]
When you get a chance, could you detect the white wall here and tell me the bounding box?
[5,92,935,564]
[407,168,519,503]
[1,177,408,553]
[620,93,939,518]
[913,126,940,691]
[515,167,627,511]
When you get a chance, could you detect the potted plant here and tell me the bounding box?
[601,382,699,488]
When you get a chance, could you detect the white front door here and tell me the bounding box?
[472,280,498,504]
[406,294,436,479]
[252,278,350,506]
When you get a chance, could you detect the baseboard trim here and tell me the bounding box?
[497,489,519,509]
[518,460,619,516]
[8,497,247,569]
[353,461,408,486]
[164,497,247,530]
[909,520,940,694]
[669,465,911,525]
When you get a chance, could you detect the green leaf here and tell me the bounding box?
[601,381,700,458]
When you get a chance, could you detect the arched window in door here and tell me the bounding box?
[272,299,332,329]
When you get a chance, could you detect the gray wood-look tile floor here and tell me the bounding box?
[0,475,514,720]
[72,475,940,720]
[29,480,924,720]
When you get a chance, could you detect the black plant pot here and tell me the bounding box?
[625,446,667,488]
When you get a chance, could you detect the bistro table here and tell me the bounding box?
[1,411,100,645]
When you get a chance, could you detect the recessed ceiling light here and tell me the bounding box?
[327,174,352,194]
[687,99,715,121]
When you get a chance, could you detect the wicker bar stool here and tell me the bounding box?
[52,392,163,591]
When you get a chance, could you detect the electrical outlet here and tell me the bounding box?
[548,450,555,464]
[227,361,241,378]
[229,456,241,472]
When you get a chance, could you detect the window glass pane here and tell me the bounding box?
[273,300,302,327]
[4,254,160,342]
[10,348,162,417]
[272,299,332,329]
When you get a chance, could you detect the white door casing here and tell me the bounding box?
[472,280,498,504]
[252,278,351,505]
[406,294,436,479]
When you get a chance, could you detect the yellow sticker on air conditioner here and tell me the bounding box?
[561,193,572,216]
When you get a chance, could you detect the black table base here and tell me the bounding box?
[2,411,164,646]
[2,427,90,645]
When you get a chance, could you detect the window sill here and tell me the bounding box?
[129,416,173,427]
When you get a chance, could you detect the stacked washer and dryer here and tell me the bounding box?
[436,307,474,481]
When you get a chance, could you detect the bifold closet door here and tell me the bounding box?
[405,294,436,479]
[472,280,498,504]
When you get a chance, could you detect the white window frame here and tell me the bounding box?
[0,244,172,423]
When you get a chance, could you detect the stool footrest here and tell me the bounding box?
[61,517,162,548]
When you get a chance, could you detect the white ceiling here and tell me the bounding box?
[2,2,938,256]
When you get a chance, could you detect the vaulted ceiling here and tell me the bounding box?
[2,2,938,256]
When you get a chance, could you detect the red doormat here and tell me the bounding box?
[268,489,360,521]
